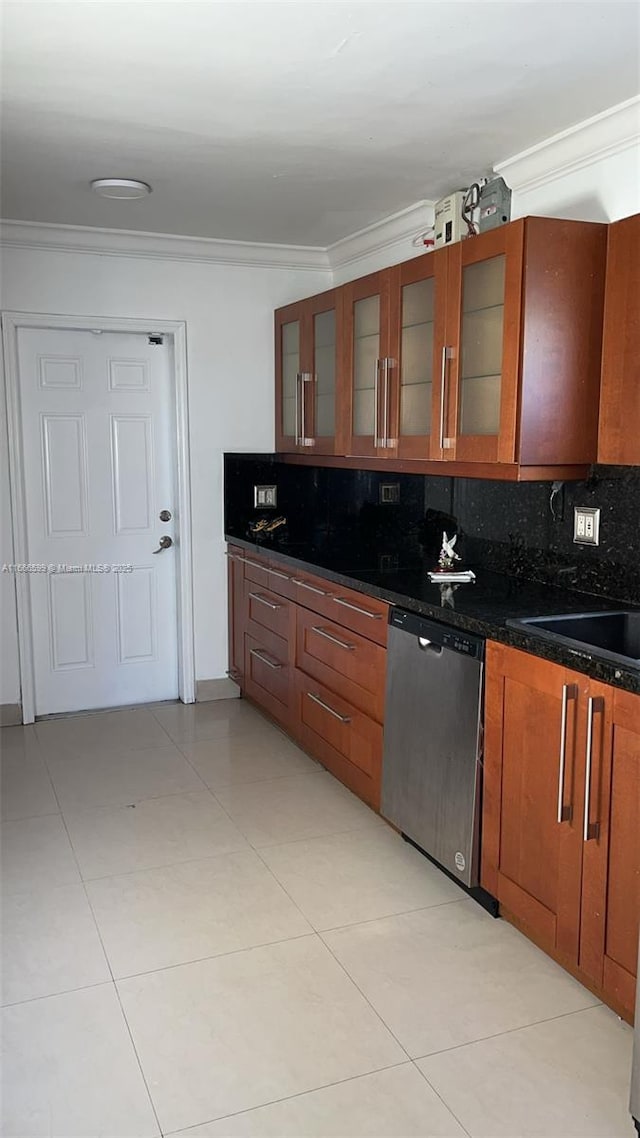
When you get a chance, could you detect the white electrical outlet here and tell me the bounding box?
[573,507,600,546]
[254,484,277,508]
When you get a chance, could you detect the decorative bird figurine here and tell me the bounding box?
[438,531,461,572]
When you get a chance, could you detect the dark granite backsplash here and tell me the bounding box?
[224,455,640,605]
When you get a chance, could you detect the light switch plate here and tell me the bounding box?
[254,484,277,508]
[379,482,400,504]
[573,506,600,546]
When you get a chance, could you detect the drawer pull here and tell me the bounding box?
[311,625,355,652]
[583,695,604,842]
[333,596,383,620]
[307,691,351,723]
[235,556,266,570]
[267,568,292,582]
[292,578,332,597]
[250,648,282,670]
[248,591,281,611]
[557,683,578,823]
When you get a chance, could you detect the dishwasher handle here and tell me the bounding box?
[418,636,443,656]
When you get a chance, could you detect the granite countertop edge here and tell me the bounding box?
[226,535,640,697]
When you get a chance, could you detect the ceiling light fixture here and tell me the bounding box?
[90,178,152,199]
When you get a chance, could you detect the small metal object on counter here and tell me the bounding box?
[248,515,287,536]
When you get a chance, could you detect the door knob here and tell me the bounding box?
[152,535,173,554]
[159,510,172,522]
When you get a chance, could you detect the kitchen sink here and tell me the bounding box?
[507,611,640,670]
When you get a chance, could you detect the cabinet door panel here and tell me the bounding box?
[343,271,396,458]
[598,213,640,465]
[396,250,447,461]
[275,311,302,450]
[227,547,245,684]
[482,642,585,961]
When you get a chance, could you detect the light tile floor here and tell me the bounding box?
[0,700,633,1138]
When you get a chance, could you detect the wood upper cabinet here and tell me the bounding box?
[483,641,640,1022]
[598,213,640,465]
[341,269,397,458]
[275,289,341,455]
[394,249,448,461]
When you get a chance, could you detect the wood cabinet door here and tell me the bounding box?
[305,290,343,456]
[580,684,640,1021]
[482,642,586,962]
[445,222,525,464]
[394,249,448,461]
[342,268,398,458]
[598,213,640,465]
[226,547,245,684]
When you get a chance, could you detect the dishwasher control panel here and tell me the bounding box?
[389,608,484,660]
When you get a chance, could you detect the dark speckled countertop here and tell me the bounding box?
[226,534,640,696]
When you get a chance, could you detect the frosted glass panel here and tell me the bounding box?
[459,255,505,437]
[399,279,434,438]
[401,381,432,436]
[402,279,434,327]
[354,334,379,391]
[282,396,296,437]
[354,389,375,436]
[402,321,433,385]
[461,306,504,379]
[281,320,300,400]
[460,376,501,435]
[314,310,335,349]
[354,294,379,338]
[316,393,334,437]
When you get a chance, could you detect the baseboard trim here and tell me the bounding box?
[196,677,241,702]
[0,703,23,727]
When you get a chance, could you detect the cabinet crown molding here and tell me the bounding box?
[494,96,640,194]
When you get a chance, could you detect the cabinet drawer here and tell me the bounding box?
[292,571,388,646]
[246,583,291,640]
[244,629,291,724]
[296,607,386,721]
[239,552,271,589]
[295,669,382,809]
[265,559,297,601]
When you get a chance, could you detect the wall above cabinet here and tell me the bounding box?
[275,215,610,482]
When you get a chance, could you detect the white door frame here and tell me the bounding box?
[2,311,196,723]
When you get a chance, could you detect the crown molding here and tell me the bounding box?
[495,96,640,194]
[327,200,436,270]
[0,219,331,272]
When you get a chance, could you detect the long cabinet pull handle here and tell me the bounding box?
[292,578,332,597]
[250,648,282,670]
[267,568,292,582]
[295,371,302,446]
[248,592,281,611]
[439,346,448,451]
[300,372,314,447]
[382,357,389,448]
[333,596,382,619]
[234,556,265,570]
[311,626,355,651]
[557,683,578,823]
[373,357,381,447]
[306,691,351,723]
[583,696,604,842]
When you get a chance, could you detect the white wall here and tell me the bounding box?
[509,145,640,223]
[0,246,330,706]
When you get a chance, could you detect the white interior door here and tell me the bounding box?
[17,327,179,715]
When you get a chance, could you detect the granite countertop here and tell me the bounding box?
[226,533,640,696]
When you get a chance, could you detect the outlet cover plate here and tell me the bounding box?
[380,482,400,505]
[573,506,600,546]
[254,484,277,509]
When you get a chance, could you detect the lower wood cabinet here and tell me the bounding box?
[482,641,640,1022]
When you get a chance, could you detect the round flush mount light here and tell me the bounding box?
[90,178,152,199]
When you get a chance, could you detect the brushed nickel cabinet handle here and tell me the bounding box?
[333,596,382,620]
[300,372,314,447]
[306,691,351,723]
[292,578,332,597]
[557,683,578,823]
[583,695,604,841]
[248,592,281,611]
[250,648,282,670]
[234,556,265,570]
[373,357,381,447]
[311,626,355,651]
[267,568,292,582]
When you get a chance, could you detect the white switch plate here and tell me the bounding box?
[573,506,600,546]
[254,484,277,508]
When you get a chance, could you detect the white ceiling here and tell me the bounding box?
[2,1,639,247]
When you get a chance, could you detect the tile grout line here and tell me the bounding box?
[160,1060,417,1137]
[36,746,164,1133]
[410,1059,472,1138]
[315,896,467,935]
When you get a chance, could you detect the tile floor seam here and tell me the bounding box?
[81,867,164,1137]
[75,840,254,884]
[56,783,224,821]
[1,976,116,1011]
[315,896,468,935]
[410,999,606,1063]
[1,806,62,823]
[410,1059,473,1138]
[159,1059,416,1136]
[108,930,317,984]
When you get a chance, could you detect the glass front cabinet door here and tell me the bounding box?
[343,270,396,458]
[275,291,340,454]
[395,249,448,461]
[443,222,525,464]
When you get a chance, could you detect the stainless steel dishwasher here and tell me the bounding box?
[381,608,495,911]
